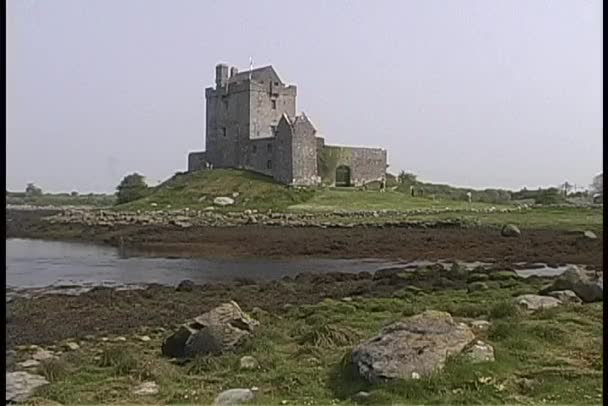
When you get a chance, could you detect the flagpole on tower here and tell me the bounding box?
[249,57,253,80]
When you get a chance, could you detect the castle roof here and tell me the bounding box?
[229,65,283,84]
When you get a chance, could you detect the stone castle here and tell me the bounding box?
[188,63,388,186]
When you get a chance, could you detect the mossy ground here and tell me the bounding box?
[20,282,603,405]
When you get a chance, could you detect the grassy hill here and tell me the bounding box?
[116,169,314,211]
[117,169,512,212]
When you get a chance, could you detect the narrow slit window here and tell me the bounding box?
[266,160,272,169]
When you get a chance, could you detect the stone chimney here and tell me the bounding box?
[230,66,239,78]
[215,64,229,87]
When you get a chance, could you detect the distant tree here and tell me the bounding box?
[591,173,603,196]
[71,191,79,197]
[398,171,418,184]
[25,183,42,196]
[560,181,573,196]
[116,173,149,204]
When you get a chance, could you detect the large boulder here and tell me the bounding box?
[6,372,49,403]
[514,294,562,311]
[351,310,475,383]
[213,197,235,206]
[161,301,258,358]
[539,266,603,303]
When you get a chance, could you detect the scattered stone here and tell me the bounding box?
[114,336,127,342]
[32,349,56,362]
[488,270,519,281]
[133,381,159,396]
[232,192,240,198]
[464,340,495,363]
[213,197,235,206]
[468,282,489,293]
[162,301,259,358]
[351,310,475,383]
[353,391,371,402]
[539,266,603,303]
[470,320,491,332]
[501,224,521,237]
[176,279,195,292]
[547,290,582,304]
[239,355,259,370]
[514,294,562,311]
[6,371,49,403]
[583,230,597,240]
[18,359,40,368]
[467,273,489,283]
[64,342,80,351]
[214,388,255,405]
[138,335,152,342]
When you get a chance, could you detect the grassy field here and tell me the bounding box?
[405,207,604,232]
[24,281,602,405]
[288,188,504,212]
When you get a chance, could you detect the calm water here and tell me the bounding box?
[6,238,404,289]
[6,239,580,291]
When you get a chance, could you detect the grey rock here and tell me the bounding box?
[64,342,80,351]
[176,280,195,292]
[583,230,598,240]
[18,359,41,368]
[133,381,159,396]
[239,355,259,370]
[501,224,521,237]
[464,340,495,363]
[162,301,258,358]
[6,371,49,402]
[470,320,491,332]
[539,266,602,303]
[547,290,582,304]
[514,294,562,311]
[351,310,475,383]
[32,349,56,362]
[213,197,235,206]
[468,282,489,293]
[214,388,255,405]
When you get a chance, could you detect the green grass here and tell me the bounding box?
[25,285,603,405]
[406,207,603,232]
[288,188,505,212]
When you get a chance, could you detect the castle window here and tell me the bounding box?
[222,127,227,137]
[270,125,277,136]
[271,100,277,110]
[223,99,228,110]
[267,143,272,152]
[252,145,257,153]
[267,160,272,169]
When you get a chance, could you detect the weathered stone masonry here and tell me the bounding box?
[188,63,388,186]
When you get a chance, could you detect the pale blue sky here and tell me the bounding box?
[7,0,602,193]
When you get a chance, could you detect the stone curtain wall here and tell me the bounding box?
[188,151,208,171]
[319,145,387,186]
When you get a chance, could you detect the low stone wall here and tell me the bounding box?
[41,206,529,229]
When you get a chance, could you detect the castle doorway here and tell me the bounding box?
[335,165,351,187]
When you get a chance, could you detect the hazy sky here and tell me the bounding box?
[7,0,602,193]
